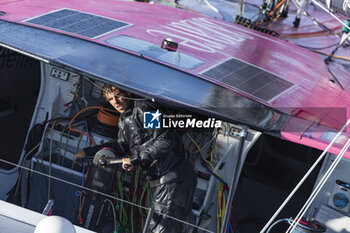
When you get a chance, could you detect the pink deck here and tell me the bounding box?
[1,0,350,156]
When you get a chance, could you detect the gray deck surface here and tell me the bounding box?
[0,214,35,233]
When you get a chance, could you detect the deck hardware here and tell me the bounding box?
[161,38,178,52]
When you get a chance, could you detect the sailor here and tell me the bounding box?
[74,84,197,233]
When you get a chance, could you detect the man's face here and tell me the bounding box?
[105,87,130,113]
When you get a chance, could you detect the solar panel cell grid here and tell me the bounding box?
[26,9,129,38]
[203,58,294,102]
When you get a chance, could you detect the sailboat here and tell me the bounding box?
[0,0,349,232]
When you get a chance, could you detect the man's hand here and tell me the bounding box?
[122,157,133,171]
[73,150,86,164]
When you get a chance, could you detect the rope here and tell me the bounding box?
[139,180,151,216]
[279,29,341,38]
[278,18,339,32]
[185,132,239,233]
[312,50,350,62]
[297,43,338,50]
[13,142,41,199]
[71,134,83,170]
[68,106,120,146]
[186,133,227,186]
[268,0,286,16]
[116,174,128,228]
[37,124,50,211]
[99,199,117,233]
[61,128,71,166]
[77,192,86,224]
[57,125,66,165]
[266,218,290,233]
[130,168,141,233]
[217,182,225,233]
[138,179,152,230]
[186,133,220,177]
[48,122,56,201]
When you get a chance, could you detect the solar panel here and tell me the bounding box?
[202,58,295,102]
[25,9,130,38]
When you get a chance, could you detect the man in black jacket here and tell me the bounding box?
[74,85,197,233]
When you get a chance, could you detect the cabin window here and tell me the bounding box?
[105,35,204,70]
[0,48,40,170]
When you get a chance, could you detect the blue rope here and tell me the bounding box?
[228,221,234,233]
[82,163,86,186]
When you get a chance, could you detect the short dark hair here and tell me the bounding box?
[102,84,115,99]
[101,84,128,101]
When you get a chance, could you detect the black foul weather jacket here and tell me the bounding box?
[84,100,186,181]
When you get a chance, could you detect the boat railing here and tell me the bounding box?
[0,157,215,233]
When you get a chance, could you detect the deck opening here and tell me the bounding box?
[0,47,40,170]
